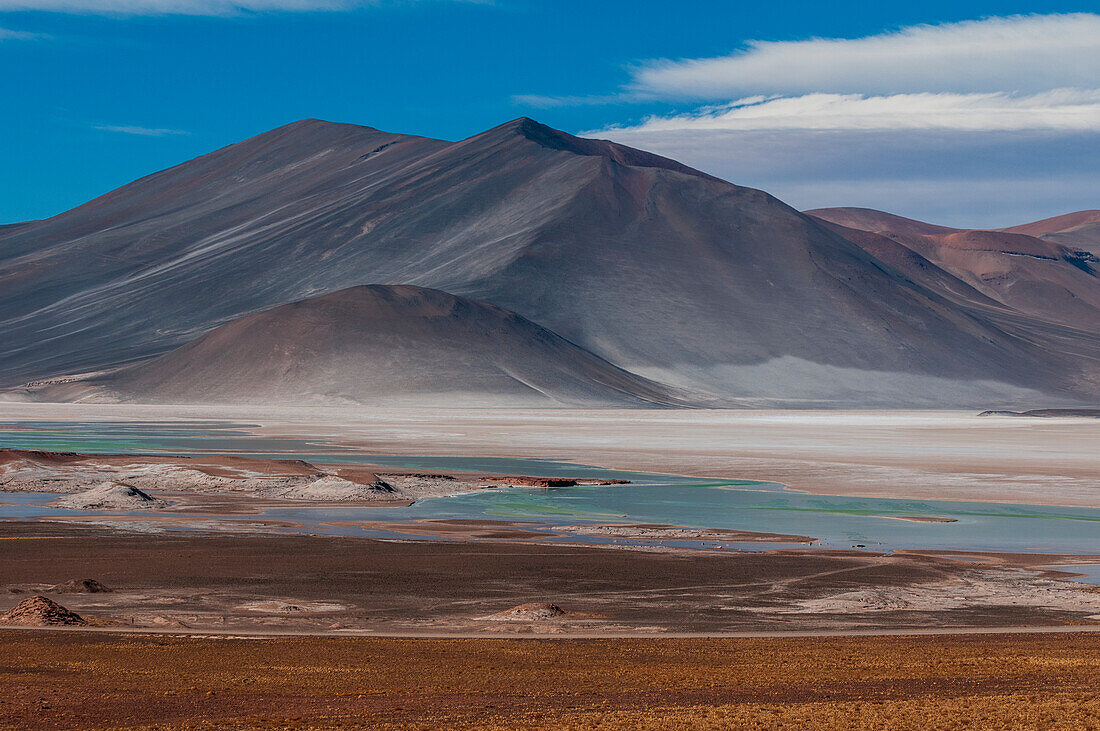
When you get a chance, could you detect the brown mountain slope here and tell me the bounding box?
[810,219,1007,310]
[1002,210,1100,237]
[802,207,958,237]
[1003,211,1100,255]
[28,285,685,407]
[808,208,1100,337]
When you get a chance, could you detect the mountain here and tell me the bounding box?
[23,285,683,407]
[809,218,1008,310]
[1002,211,1100,255]
[807,208,1100,338]
[2,118,1099,406]
[802,207,957,238]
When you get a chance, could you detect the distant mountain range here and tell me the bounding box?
[807,207,1100,334]
[2,118,1098,407]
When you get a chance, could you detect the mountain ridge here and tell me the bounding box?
[2,118,1099,406]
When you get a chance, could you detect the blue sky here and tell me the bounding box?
[1,1,1097,226]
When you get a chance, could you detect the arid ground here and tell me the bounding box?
[2,631,1098,729]
[2,522,1098,635]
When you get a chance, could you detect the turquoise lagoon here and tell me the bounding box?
[1,420,1097,555]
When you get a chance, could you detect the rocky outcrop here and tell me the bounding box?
[0,596,86,626]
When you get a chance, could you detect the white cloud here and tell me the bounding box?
[586,127,1100,228]
[598,90,1100,133]
[0,26,41,38]
[570,14,1100,224]
[0,0,473,15]
[94,124,189,136]
[632,14,1100,98]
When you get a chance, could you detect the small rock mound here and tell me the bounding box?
[148,615,189,628]
[0,595,86,626]
[53,482,166,510]
[51,578,112,594]
[486,602,567,621]
[277,476,395,501]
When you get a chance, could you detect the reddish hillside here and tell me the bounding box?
[809,208,1100,337]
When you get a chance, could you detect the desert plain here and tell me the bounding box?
[1,404,1099,728]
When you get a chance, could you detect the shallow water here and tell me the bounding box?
[2,419,1098,554]
[1055,565,1100,585]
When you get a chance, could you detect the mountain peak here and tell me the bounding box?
[496,116,578,147]
[247,118,393,147]
[466,116,716,180]
[276,117,383,134]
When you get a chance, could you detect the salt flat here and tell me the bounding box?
[2,403,1096,507]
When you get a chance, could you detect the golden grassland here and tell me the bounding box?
[1,631,1098,729]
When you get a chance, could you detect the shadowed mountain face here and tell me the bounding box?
[31,286,683,407]
[808,208,1100,338]
[2,118,1099,406]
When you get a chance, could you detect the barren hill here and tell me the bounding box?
[45,285,683,407]
[808,207,1100,338]
[1002,211,1100,255]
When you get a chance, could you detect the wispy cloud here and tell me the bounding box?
[631,14,1100,98]
[0,25,43,39]
[574,14,1100,226]
[0,0,473,15]
[94,124,189,136]
[0,0,352,14]
[586,127,1100,228]
[511,92,654,109]
[598,90,1100,133]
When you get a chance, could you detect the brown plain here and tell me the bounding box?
[2,522,1098,635]
[1,631,1097,729]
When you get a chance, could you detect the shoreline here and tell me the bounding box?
[2,442,1097,558]
[3,404,1099,507]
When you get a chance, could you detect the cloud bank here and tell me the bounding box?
[579,14,1100,226]
[632,14,1100,98]
[601,90,1100,134]
[590,126,1099,227]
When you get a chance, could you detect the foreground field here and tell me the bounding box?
[1,631,1098,729]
